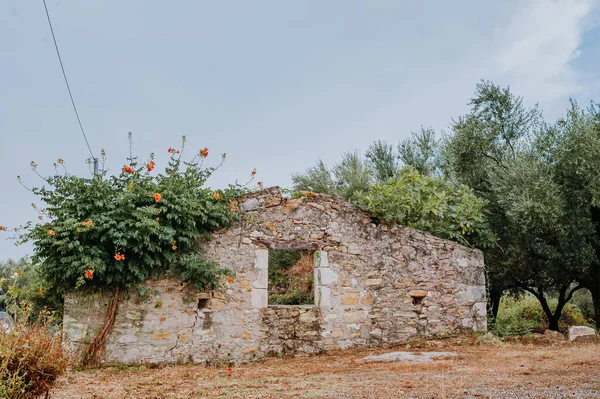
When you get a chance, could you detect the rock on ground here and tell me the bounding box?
[569,326,597,343]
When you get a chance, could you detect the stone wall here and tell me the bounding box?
[63,187,486,364]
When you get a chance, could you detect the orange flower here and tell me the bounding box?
[37,215,43,220]
[154,193,162,203]
[251,169,256,176]
[82,220,93,227]
[38,288,46,296]
[0,226,5,231]
[213,192,221,201]
[146,160,155,172]
[114,253,125,261]
[84,269,94,279]
[199,147,209,158]
[48,230,55,236]
[226,278,233,284]
[257,181,263,187]
[123,166,134,174]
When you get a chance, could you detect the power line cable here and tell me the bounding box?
[42,0,95,160]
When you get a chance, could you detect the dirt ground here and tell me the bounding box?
[50,338,600,399]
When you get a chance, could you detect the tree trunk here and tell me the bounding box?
[487,288,502,325]
[548,315,560,331]
[522,284,582,332]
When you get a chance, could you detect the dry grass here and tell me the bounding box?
[286,253,314,293]
[0,323,71,398]
[50,339,600,398]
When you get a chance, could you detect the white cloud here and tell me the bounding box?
[490,0,597,109]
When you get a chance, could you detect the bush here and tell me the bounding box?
[571,289,595,322]
[0,323,70,398]
[493,295,593,336]
[355,167,496,247]
[269,288,314,306]
[0,257,63,324]
[15,135,254,293]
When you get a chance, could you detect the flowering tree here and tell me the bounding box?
[16,135,252,294]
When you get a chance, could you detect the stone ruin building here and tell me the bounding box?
[63,187,487,364]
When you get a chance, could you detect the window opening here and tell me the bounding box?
[268,249,314,305]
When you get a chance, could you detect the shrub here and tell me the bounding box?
[0,257,63,324]
[571,289,595,322]
[0,323,70,398]
[269,288,314,306]
[355,167,496,247]
[15,135,253,293]
[493,295,592,336]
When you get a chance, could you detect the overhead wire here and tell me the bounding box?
[41,0,95,161]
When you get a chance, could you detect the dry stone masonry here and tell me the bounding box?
[63,187,487,364]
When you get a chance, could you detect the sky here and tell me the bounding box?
[1,0,599,260]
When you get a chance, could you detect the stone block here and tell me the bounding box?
[316,268,338,285]
[316,286,331,307]
[365,278,383,287]
[240,198,260,212]
[348,243,361,255]
[409,290,427,298]
[254,250,268,270]
[569,326,597,343]
[544,329,565,342]
[253,269,268,289]
[342,311,365,323]
[314,251,329,267]
[340,292,359,306]
[299,311,318,324]
[252,289,268,308]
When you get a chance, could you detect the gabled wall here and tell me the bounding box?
[63,187,486,364]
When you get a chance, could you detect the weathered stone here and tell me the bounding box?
[544,329,565,342]
[240,198,260,212]
[569,326,597,343]
[316,268,338,285]
[63,186,486,365]
[358,351,456,363]
[340,293,359,306]
[409,290,427,298]
[365,279,383,287]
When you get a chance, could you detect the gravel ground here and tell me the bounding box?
[50,338,600,398]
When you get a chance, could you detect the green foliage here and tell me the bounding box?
[268,249,302,292]
[365,140,397,182]
[290,160,337,197]
[0,257,63,324]
[18,135,246,293]
[397,126,440,176]
[355,167,496,247]
[291,151,373,202]
[269,288,314,306]
[571,289,595,322]
[493,295,592,337]
[443,81,600,329]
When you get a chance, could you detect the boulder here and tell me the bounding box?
[521,333,549,344]
[568,326,597,343]
[544,329,565,342]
